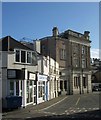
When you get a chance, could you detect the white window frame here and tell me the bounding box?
[14,49,35,65]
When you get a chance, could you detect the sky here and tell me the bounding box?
[1,2,99,58]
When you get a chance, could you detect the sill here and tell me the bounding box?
[14,62,34,66]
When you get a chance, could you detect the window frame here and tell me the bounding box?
[14,49,36,65]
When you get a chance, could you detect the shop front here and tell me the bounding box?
[7,69,37,108]
[26,72,36,106]
[37,74,49,104]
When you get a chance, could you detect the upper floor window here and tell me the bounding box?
[15,50,20,62]
[82,59,86,68]
[73,58,79,67]
[60,49,66,60]
[21,51,26,63]
[15,49,36,65]
[27,52,31,63]
[82,46,85,54]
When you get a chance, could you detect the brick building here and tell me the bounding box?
[39,27,92,95]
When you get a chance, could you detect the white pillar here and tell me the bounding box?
[22,69,27,107]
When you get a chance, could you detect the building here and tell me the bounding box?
[1,36,38,108]
[39,27,92,95]
[1,36,60,109]
[91,58,101,90]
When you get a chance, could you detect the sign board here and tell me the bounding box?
[38,74,47,81]
[8,70,16,78]
[29,73,36,80]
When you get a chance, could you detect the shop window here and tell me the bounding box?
[38,81,45,98]
[16,81,19,96]
[9,80,22,96]
[26,80,33,103]
[10,81,14,96]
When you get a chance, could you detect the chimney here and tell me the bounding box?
[84,31,90,36]
[52,27,59,37]
[84,31,90,39]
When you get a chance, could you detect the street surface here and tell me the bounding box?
[2,92,101,120]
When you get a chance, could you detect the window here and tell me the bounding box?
[15,49,37,64]
[83,77,86,88]
[60,49,66,60]
[15,50,20,62]
[82,59,86,68]
[74,77,79,88]
[38,81,45,98]
[82,46,85,54]
[32,52,37,65]
[10,81,14,96]
[9,80,22,96]
[73,58,79,67]
[27,52,31,63]
[21,51,26,63]
[44,59,47,67]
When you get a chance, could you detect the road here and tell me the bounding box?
[2,92,101,120]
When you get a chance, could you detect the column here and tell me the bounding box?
[22,69,27,107]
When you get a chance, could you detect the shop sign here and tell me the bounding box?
[29,73,36,80]
[8,70,16,78]
[38,75,47,81]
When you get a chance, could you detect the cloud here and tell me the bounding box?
[91,48,99,59]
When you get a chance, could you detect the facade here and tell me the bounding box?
[91,58,101,90]
[1,36,38,108]
[1,36,60,109]
[40,27,92,95]
[33,40,60,100]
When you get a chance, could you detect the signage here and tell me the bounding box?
[38,74,47,81]
[29,73,36,80]
[8,70,16,78]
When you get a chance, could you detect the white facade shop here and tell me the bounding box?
[37,74,49,104]
[7,69,37,107]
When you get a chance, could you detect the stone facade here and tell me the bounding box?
[40,27,92,95]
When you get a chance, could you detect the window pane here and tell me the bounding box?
[27,52,31,63]
[15,50,20,62]
[16,81,19,96]
[10,81,14,96]
[32,52,37,65]
[21,51,26,63]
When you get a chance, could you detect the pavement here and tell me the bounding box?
[2,95,67,119]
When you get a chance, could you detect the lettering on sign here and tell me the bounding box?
[38,75,47,81]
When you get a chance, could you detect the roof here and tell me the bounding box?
[0,36,34,51]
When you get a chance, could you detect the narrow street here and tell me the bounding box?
[2,92,101,120]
